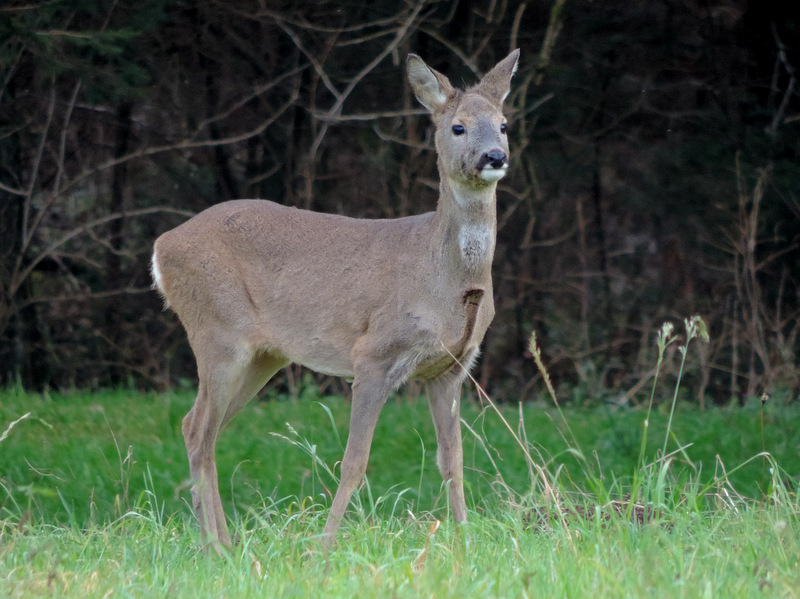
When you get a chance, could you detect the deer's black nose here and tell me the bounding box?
[483,150,507,169]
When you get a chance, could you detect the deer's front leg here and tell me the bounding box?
[321,361,395,548]
[427,374,468,524]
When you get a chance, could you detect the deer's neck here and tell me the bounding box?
[433,178,497,280]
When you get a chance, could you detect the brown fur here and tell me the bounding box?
[151,50,520,551]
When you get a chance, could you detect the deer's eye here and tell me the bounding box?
[452,124,465,136]
[500,123,507,134]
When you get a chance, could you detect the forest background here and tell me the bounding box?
[1,0,798,405]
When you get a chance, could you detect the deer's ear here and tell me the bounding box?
[476,49,520,106]
[407,54,455,113]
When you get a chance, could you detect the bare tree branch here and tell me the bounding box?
[306,1,427,174]
[768,22,798,137]
[311,108,424,122]
[59,88,300,200]
[194,64,309,133]
[9,207,193,299]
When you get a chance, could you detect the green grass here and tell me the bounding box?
[2,499,799,597]
[1,384,799,597]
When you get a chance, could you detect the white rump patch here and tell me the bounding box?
[150,250,170,309]
[150,251,164,292]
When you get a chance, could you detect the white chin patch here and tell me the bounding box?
[478,166,508,182]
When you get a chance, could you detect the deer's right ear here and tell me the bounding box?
[407,54,454,113]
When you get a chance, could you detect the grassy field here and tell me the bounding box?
[1,385,799,597]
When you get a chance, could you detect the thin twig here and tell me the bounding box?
[9,207,193,298]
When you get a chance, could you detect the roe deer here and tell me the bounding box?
[151,49,520,551]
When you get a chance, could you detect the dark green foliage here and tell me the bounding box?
[0,0,171,103]
[0,1,797,403]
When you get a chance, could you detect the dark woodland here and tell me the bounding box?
[1,0,798,405]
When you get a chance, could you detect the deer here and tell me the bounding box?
[151,49,520,552]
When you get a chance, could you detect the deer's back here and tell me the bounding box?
[153,200,462,376]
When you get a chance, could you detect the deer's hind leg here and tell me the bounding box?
[183,344,288,551]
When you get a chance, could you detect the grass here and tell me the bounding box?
[1,390,799,597]
[2,388,797,527]
[1,319,799,596]
[2,498,798,597]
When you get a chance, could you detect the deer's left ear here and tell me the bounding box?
[476,49,520,106]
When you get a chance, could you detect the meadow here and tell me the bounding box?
[1,372,799,597]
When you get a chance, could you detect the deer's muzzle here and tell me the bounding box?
[476,149,508,181]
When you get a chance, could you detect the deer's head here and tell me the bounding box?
[407,49,519,191]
